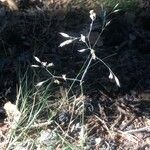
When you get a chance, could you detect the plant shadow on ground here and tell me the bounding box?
[0,1,150,149]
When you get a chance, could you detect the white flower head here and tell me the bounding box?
[80,34,86,43]
[36,81,45,87]
[59,39,74,47]
[59,32,71,38]
[62,74,67,81]
[114,76,120,87]
[91,49,96,60]
[108,70,120,87]
[31,65,39,68]
[41,62,47,67]
[90,10,96,21]
[54,79,60,84]
[78,49,87,53]
[47,63,54,67]
[34,56,41,63]
[109,71,113,79]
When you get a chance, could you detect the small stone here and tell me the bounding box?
[58,111,70,123]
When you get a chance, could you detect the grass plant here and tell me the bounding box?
[5,5,122,150]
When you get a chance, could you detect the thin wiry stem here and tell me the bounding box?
[67,54,91,95]
[93,28,104,49]
[80,56,93,85]
[96,56,116,77]
[87,20,94,48]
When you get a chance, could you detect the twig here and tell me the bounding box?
[121,116,136,131]
[118,130,140,144]
[123,126,150,134]
[28,121,53,129]
[17,121,53,131]
[95,115,113,138]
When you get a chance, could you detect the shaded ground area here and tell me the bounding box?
[0,0,149,149]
